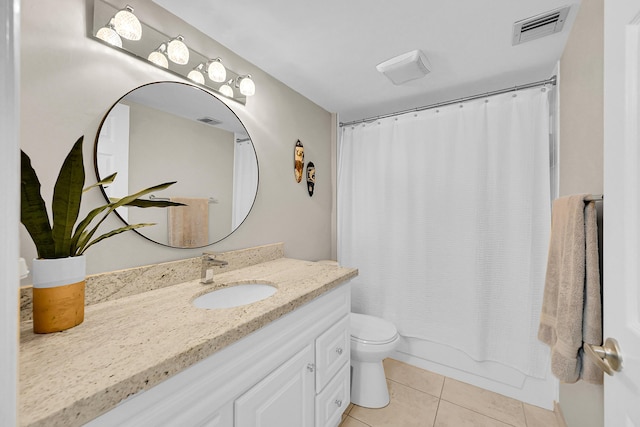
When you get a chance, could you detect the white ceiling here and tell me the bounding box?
[152,0,581,123]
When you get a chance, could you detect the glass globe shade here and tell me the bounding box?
[188,69,205,85]
[219,84,234,98]
[167,36,189,65]
[96,26,122,48]
[207,60,226,83]
[148,51,168,68]
[113,6,142,41]
[238,76,256,96]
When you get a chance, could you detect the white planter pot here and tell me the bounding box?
[31,256,86,334]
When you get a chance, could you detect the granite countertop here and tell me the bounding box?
[19,257,357,427]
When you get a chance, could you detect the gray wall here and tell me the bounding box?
[20,0,334,275]
[558,0,604,425]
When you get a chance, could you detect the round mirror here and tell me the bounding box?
[94,81,259,248]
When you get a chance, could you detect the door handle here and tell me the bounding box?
[583,338,623,376]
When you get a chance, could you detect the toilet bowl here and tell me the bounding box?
[350,313,400,408]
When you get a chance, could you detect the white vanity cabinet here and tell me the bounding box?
[86,282,351,427]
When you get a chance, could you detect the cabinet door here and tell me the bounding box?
[235,344,315,427]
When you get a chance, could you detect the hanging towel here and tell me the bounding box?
[167,197,209,248]
[538,195,603,384]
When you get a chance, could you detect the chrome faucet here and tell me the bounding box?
[201,252,228,284]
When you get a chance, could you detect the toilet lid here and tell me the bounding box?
[350,313,398,344]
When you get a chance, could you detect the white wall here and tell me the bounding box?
[0,0,20,424]
[20,0,334,275]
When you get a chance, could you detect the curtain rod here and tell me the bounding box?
[339,75,557,128]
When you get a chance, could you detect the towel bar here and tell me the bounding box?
[149,194,218,204]
[584,194,603,202]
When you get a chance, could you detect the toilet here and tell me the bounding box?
[314,262,400,408]
[350,313,400,408]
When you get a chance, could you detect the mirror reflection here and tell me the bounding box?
[95,81,259,248]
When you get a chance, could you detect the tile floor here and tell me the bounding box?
[340,358,559,427]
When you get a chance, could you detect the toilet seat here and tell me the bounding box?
[350,313,399,345]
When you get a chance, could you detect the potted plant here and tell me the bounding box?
[21,136,182,333]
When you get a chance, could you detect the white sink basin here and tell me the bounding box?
[192,283,277,309]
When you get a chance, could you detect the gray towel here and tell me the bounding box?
[538,195,603,384]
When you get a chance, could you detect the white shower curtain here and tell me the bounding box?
[338,87,552,378]
[232,140,258,229]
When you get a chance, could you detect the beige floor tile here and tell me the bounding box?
[434,400,513,427]
[441,378,526,427]
[350,379,439,427]
[342,403,355,422]
[383,358,445,398]
[340,415,372,427]
[523,403,558,427]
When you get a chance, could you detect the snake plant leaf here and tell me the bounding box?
[83,172,117,193]
[51,136,85,257]
[69,204,111,255]
[77,223,156,255]
[76,181,179,256]
[118,198,185,208]
[20,150,55,259]
[108,182,179,209]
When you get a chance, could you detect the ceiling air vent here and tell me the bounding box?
[196,116,222,126]
[512,6,570,45]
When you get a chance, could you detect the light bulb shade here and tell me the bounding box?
[96,25,122,48]
[219,84,234,98]
[238,75,256,96]
[188,69,205,84]
[167,36,189,64]
[207,59,226,83]
[114,6,142,41]
[148,50,168,68]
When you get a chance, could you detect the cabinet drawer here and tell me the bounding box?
[315,314,350,392]
[315,362,350,427]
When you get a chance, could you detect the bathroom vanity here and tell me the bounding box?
[19,246,357,427]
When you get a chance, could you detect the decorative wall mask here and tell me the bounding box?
[306,162,316,197]
[294,140,304,183]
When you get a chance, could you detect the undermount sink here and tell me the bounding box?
[192,283,277,309]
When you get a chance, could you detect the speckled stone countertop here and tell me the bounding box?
[19,255,357,427]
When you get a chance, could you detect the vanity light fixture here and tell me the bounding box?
[188,63,206,84]
[236,75,255,97]
[207,58,227,83]
[112,5,141,41]
[95,18,122,47]
[166,35,189,64]
[219,80,234,98]
[92,0,257,104]
[148,44,169,68]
